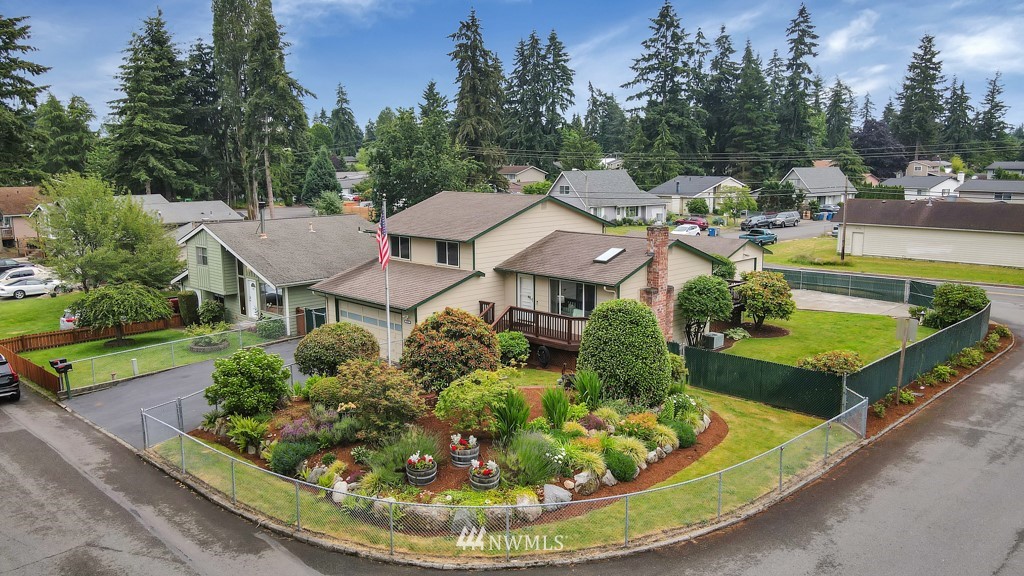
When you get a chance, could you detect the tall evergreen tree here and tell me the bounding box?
[941,79,973,150]
[183,39,223,199]
[503,32,546,167]
[764,49,786,112]
[449,9,505,188]
[541,30,574,138]
[301,147,340,204]
[329,84,362,155]
[0,15,49,185]
[108,10,197,197]
[824,78,854,149]
[583,83,628,154]
[419,80,450,122]
[727,43,777,184]
[976,72,1008,142]
[892,34,944,156]
[777,3,820,170]
[34,94,96,175]
[704,25,739,173]
[882,97,897,126]
[313,108,329,125]
[859,92,874,125]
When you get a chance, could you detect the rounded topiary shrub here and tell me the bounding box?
[927,283,990,328]
[796,350,864,375]
[204,347,290,416]
[497,331,530,366]
[334,359,426,444]
[307,376,344,408]
[605,448,638,482]
[577,299,671,407]
[400,307,500,392]
[294,321,380,376]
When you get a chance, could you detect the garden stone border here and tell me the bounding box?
[130,333,1014,570]
[187,340,231,353]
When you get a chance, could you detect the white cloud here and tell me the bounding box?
[842,64,893,99]
[725,5,770,33]
[275,0,411,22]
[942,17,1024,73]
[823,9,879,60]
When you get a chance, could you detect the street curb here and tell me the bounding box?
[71,333,1017,570]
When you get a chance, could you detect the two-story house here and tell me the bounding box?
[178,215,376,335]
[985,161,1024,179]
[0,186,42,252]
[547,170,667,223]
[780,167,856,206]
[311,191,719,362]
[904,159,951,177]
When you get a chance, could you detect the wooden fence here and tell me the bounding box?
[0,343,62,394]
[0,315,184,354]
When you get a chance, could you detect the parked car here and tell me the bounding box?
[740,214,772,230]
[0,266,45,283]
[738,228,778,246]
[670,224,702,236]
[0,278,59,299]
[0,258,28,275]
[674,216,708,230]
[769,211,800,228]
[831,223,841,237]
[0,354,20,402]
[60,309,77,330]
[820,204,840,212]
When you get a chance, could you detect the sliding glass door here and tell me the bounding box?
[549,279,597,317]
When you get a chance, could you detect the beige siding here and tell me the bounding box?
[474,200,605,310]
[840,225,1024,268]
[729,244,764,277]
[734,258,757,275]
[11,215,35,240]
[617,267,648,302]
[416,277,491,320]
[398,237,472,270]
[510,167,548,183]
[667,247,713,290]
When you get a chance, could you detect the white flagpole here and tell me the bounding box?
[383,196,392,365]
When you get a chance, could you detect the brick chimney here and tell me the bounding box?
[640,225,674,339]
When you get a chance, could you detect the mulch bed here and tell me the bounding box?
[864,324,1013,438]
[710,321,790,351]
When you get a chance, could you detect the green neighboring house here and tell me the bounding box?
[177,215,376,335]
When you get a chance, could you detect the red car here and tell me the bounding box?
[674,216,708,230]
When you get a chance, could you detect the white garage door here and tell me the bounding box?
[335,300,404,360]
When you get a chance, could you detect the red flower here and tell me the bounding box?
[481,469,492,476]
[459,439,468,446]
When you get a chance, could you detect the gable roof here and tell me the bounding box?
[671,235,764,258]
[841,198,1024,234]
[785,167,855,194]
[956,179,1024,193]
[385,191,603,242]
[909,160,951,168]
[311,259,480,311]
[880,176,959,189]
[0,186,42,216]
[986,161,1024,171]
[181,215,377,287]
[648,175,742,197]
[495,231,652,286]
[499,165,547,176]
[553,170,665,208]
[144,200,243,225]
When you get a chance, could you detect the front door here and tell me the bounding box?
[245,279,259,319]
[517,273,535,309]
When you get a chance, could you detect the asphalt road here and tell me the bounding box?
[716,218,835,241]
[3,287,1022,575]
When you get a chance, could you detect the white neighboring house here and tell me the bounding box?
[547,170,668,223]
[984,161,1024,178]
[955,179,1024,204]
[647,175,747,214]
[781,167,856,206]
[880,175,962,200]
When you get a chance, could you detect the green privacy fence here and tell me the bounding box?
[766,267,936,307]
[685,347,844,419]
[846,304,991,404]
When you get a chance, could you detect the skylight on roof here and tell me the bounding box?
[594,247,625,263]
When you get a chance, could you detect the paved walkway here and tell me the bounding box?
[791,288,911,317]
[67,340,301,448]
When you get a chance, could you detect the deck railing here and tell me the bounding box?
[492,305,587,348]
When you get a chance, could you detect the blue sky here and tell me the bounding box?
[6,0,1024,130]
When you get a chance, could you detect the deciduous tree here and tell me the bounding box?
[736,270,796,328]
[675,275,733,346]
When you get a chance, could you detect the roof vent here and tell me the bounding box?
[594,247,625,263]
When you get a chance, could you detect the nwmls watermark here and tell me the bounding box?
[455,526,565,552]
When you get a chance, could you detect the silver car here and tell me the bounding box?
[0,278,58,299]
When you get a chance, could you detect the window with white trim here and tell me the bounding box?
[436,241,459,267]
[390,235,410,259]
[558,185,571,195]
[625,206,639,218]
[196,246,208,266]
[995,192,1014,201]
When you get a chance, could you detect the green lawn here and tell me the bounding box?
[23,328,268,388]
[725,309,937,365]
[0,292,84,338]
[509,367,561,388]
[605,225,649,236]
[766,237,1024,286]
[152,389,833,558]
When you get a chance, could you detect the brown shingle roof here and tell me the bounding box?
[311,259,480,310]
[672,235,754,258]
[0,187,41,216]
[386,191,545,242]
[495,231,652,286]
[841,198,1024,234]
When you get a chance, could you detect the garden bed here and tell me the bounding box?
[710,320,790,351]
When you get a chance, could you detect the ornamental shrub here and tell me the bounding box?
[676,275,733,347]
[796,350,864,375]
[433,369,514,432]
[736,270,796,329]
[711,255,737,281]
[333,359,426,444]
[307,377,344,408]
[577,299,671,407]
[993,324,1012,338]
[668,353,687,384]
[268,440,318,476]
[541,387,570,429]
[931,364,957,383]
[178,291,199,326]
[927,283,990,328]
[198,299,226,325]
[497,331,530,366]
[205,348,290,416]
[498,432,560,486]
[668,419,696,448]
[295,321,380,376]
[605,448,638,482]
[951,347,984,368]
[255,314,286,339]
[401,307,500,392]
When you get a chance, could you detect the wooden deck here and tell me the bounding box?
[491,305,586,351]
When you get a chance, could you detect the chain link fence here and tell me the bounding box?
[141,388,867,563]
[766,266,935,307]
[65,313,300,389]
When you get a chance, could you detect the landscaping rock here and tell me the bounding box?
[451,507,480,534]
[543,484,572,511]
[639,460,647,470]
[331,480,349,504]
[515,493,543,522]
[563,479,575,490]
[646,450,659,464]
[703,413,712,427]
[656,447,666,460]
[372,496,397,518]
[601,470,617,487]
[307,465,328,485]
[406,504,451,532]
[663,444,673,454]
[573,471,599,496]
[695,419,708,434]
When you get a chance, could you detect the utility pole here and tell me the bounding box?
[839,181,849,261]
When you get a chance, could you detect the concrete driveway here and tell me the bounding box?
[791,288,911,317]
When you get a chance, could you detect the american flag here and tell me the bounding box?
[376,209,390,270]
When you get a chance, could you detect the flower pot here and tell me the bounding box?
[406,462,437,486]
[450,445,479,468]
[470,469,500,491]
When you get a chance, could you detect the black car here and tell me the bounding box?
[0,354,21,402]
[0,258,27,275]
[740,214,771,230]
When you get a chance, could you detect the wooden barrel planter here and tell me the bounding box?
[470,469,500,491]
[406,463,437,486]
[450,445,479,468]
